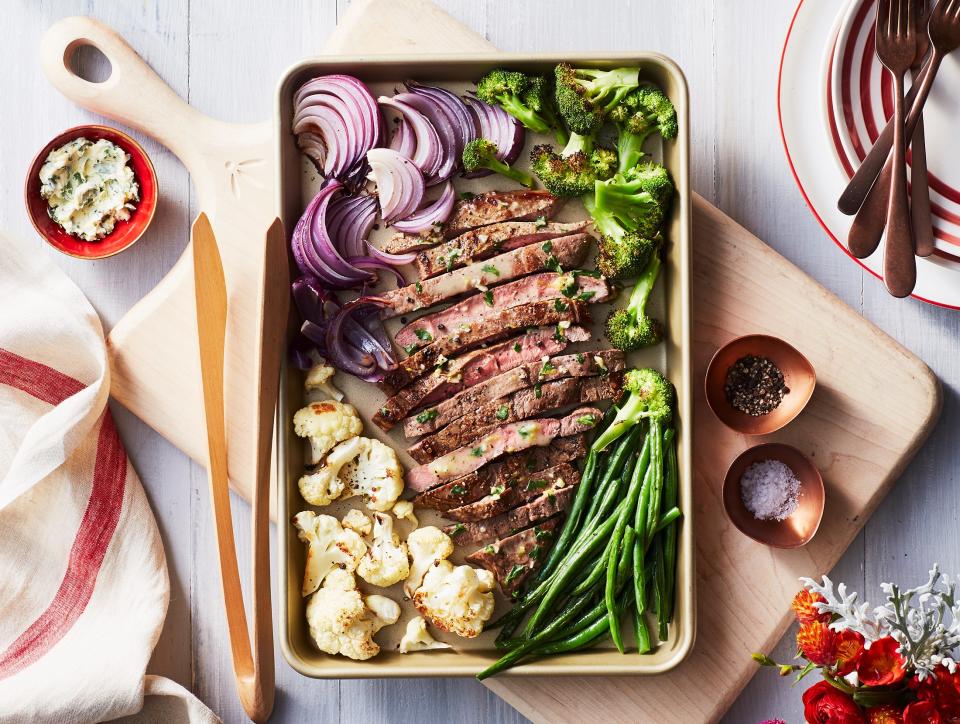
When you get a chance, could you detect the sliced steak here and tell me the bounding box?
[413,436,587,511]
[378,233,592,318]
[384,300,590,391]
[466,517,562,595]
[414,221,591,278]
[444,484,577,547]
[373,326,590,430]
[445,462,579,522]
[407,375,621,463]
[383,190,562,253]
[395,272,610,352]
[406,410,598,492]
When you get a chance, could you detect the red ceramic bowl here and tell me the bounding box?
[24,125,158,259]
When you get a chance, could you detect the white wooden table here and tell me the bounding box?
[3,1,957,722]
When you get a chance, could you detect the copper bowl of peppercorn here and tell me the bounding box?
[704,334,816,435]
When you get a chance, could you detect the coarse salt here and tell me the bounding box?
[740,459,800,521]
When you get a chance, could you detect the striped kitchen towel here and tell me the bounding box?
[0,231,217,724]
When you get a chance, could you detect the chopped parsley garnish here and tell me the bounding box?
[495,404,510,421]
[450,523,466,537]
[576,291,596,302]
[489,484,505,496]
[414,328,433,342]
[482,264,500,276]
[415,281,423,294]
[416,409,438,424]
[471,446,485,457]
[545,254,563,273]
[483,290,494,307]
[561,276,579,298]
[403,343,418,355]
[540,360,557,376]
[525,478,548,492]
[505,565,526,584]
[529,545,543,559]
[553,299,568,312]
[513,342,522,353]
[534,383,542,398]
[541,239,553,253]
[576,414,597,427]
[451,484,467,496]
[573,268,602,278]
[518,423,535,439]
[553,326,566,343]
[72,172,83,184]
[445,249,460,272]
[576,353,585,364]
[533,215,548,229]
[546,489,557,501]
[534,527,553,541]
[483,544,496,554]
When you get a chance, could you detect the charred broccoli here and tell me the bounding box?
[529,137,618,197]
[476,69,567,144]
[463,139,535,188]
[554,64,640,135]
[604,252,662,350]
[609,86,679,173]
[592,368,674,452]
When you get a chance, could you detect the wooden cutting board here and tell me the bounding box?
[42,3,940,722]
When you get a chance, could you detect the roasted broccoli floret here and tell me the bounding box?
[609,86,678,173]
[592,162,674,240]
[554,63,640,135]
[592,368,675,452]
[604,252,663,350]
[589,146,618,180]
[462,139,535,188]
[476,70,566,143]
[530,132,618,198]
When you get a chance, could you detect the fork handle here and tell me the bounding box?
[884,72,916,297]
[838,51,942,215]
[910,110,935,257]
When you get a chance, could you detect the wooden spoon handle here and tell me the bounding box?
[39,16,207,161]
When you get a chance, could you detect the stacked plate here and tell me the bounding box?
[780,0,960,308]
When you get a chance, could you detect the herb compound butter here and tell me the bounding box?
[39,137,140,241]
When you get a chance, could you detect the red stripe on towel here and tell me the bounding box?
[0,352,127,680]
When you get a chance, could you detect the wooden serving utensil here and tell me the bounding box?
[193,213,284,722]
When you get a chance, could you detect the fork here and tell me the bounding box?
[873,0,918,297]
[841,0,960,220]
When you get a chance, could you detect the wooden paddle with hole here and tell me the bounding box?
[193,213,286,722]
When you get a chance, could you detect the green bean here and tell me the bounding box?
[583,428,640,524]
[571,551,608,596]
[654,539,669,641]
[653,507,682,535]
[538,591,632,655]
[632,602,652,654]
[605,439,650,653]
[498,591,597,649]
[662,427,680,625]
[523,502,625,635]
[643,420,665,547]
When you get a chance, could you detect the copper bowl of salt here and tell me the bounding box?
[722,443,825,549]
[705,334,816,436]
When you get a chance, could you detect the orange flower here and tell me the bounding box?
[793,590,831,624]
[834,628,865,676]
[868,705,904,724]
[798,620,838,666]
[857,637,907,687]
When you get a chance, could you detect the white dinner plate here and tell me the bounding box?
[779,0,960,308]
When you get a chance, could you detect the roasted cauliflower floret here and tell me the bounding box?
[391,500,419,527]
[414,561,496,639]
[298,436,366,507]
[341,508,373,537]
[294,400,362,463]
[305,569,401,661]
[293,511,367,596]
[406,527,495,639]
[357,512,410,588]
[340,438,404,512]
[305,359,344,401]
[405,526,455,597]
[398,616,451,654]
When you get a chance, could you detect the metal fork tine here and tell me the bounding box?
[879,0,892,31]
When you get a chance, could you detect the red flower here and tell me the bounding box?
[857,637,907,687]
[794,590,831,624]
[834,629,866,676]
[868,705,904,724]
[911,666,960,722]
[803,680,867,724]
[903,701,942,724]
